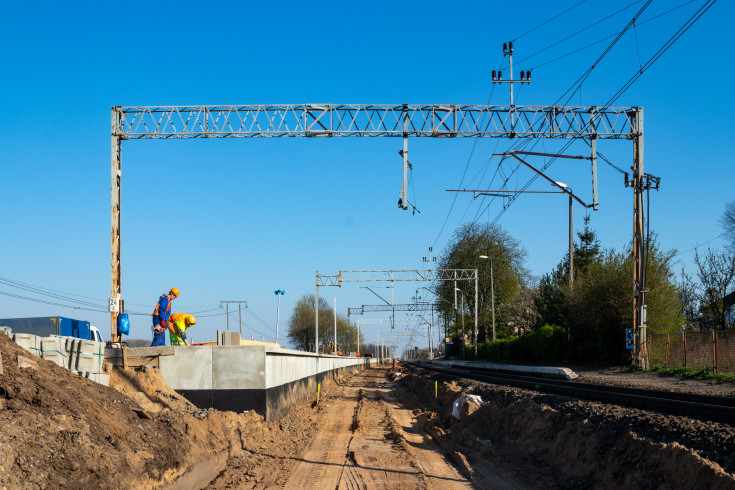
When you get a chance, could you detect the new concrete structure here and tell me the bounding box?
[158,345,377,421]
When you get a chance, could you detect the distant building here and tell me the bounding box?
[725,290,735,326]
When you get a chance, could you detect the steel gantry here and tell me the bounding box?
[110,103,646,368]
[316,269,478,356]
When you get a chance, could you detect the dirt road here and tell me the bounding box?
[281,367,504,489]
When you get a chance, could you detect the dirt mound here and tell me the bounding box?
[0,333,204,488]
[0,331,376,489]
[109,366,195,413]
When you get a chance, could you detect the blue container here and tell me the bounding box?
[117,313,130,335]
[0,316,90,340]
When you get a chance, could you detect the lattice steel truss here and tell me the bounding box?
[348,303,439,315]
[116,104,636,140]
[316,269,477,287]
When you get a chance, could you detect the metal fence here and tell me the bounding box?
[648,331,735,373]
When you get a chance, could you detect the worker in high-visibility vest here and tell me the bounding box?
[150,288,179,347]
[168,313,196,346]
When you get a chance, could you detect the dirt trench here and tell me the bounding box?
[396,364,735,489]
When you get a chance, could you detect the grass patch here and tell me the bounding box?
[648,365,735,384]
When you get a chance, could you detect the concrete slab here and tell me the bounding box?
[212,345,265,390]
[42,352,65,368]
[159,346,213,390]
[13,334,41,356]
[426,360,579,381]
[76,353,95,372]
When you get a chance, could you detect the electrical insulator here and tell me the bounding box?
[520,71,525,81]
[492,70,496,81]
[526,71,531,82]
[624,172,630,186]
[503,43,507,54]
[498,71,503,81]
[398,198,403,208]
[509,41,513,53]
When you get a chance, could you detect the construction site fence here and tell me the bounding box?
[648,331,735,374]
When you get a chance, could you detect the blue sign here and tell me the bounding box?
[625,328,634,350]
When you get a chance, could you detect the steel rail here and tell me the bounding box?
[414,362,735,425]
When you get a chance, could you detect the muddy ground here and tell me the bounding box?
[2,329,735,489]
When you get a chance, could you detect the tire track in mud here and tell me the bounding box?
[282,368,476,489]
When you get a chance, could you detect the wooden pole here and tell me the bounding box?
[713,331,718,375]
[683,332,687,368]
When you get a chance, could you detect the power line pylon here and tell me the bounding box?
[220,300,248,337]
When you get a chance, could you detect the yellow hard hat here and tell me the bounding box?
[170,287,179,297]
[187,315,196,325]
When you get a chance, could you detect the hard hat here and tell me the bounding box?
[170,287,179,297]
[187,315,196,325]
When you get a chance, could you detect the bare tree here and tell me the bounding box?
[720,201,735,253]
[678,269,700,332]
[693,248,735,330]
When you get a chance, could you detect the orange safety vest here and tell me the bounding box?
[168,313,189,335]
[152,295,170,318]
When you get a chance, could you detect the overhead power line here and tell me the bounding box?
[529,1,697,71]
[513,0,644,68]
[513,0,590,42]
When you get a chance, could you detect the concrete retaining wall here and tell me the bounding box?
[159,345,377,420]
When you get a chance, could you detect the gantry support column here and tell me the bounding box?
[631,107,647,369]
[110,107,123,343]
[315,271,319,354]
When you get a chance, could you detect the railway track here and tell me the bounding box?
[413,362,735,425]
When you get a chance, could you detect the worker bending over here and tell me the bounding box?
[151,287,179,347]
[169,313,196,346]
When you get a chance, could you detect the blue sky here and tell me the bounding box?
[1,0,732,351]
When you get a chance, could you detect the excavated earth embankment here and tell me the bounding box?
[397,364,735,489]
[0,333,327,489]
[3,326,735,490]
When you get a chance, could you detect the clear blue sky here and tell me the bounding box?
[1,1,732,351]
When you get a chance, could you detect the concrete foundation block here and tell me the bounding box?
[76,353,95,372]
[42,352,65,368]
[13,334,41,357]
[77,340,97,354]
[41,337,64,354]
[66,339,78,369]
[84,372,111,386]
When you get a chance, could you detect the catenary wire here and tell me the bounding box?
[483,0,714,228]
[512,0,589,42]
[511,0,644,68]
[528,1,697,71]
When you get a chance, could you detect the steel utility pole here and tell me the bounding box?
[274,289,285,345]
[492,41,532,135]
[220,301,248,336]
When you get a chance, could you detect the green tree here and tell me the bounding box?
[286,294,333,352]
[567,239,681,364]
[435,222,528,342]
[535,217,603,330]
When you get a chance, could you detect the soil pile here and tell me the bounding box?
[0,332,340,489]
[399,364,735,489]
